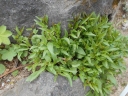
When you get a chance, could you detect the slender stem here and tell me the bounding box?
[0,64,32,79]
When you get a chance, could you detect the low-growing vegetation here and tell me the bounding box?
[0,12,128,96]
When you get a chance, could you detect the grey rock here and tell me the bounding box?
[0,0,115,36]
[1,72,90,96]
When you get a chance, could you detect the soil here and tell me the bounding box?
[0,1,128,96]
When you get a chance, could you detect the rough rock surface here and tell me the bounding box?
[1,72,90,96]
[0,0,114,96]
[0,0,114,36]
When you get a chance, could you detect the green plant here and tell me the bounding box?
[0,12,128,96]
[0,64,6,74]
[68,13,128,96]
[14,13,128,96]
[12,26,30,63]
[0,25,12,74]
[0,25,12,45]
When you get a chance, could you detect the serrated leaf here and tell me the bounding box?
[0,64,6,74]
[1,30,12,37]
[0,37,10,45]
[0,26,12,45]
[1,47,17,61]
[0,25,6,34]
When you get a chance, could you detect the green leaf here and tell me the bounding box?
[62,37,70,45]
[11,70,19,77]
[61,50,69,56]
[70,34,78,38]
[28,53,36,59]
[0,37,10,45]
[79,26,87,31]
[47,64,57,75]
[47,42,57,62]
[71,61,80,67]
[26,71,41,82]
[0,25,6,34]
[85,90,95,96]
[26,67,45,82]
[102,25,109,28]
[44,55,51,62]
[85,32,96,36]
[59,72,72,87]
[22,61,27,65]
[103,61,109,69]
[47,42,54,54]
[0,64,6,74]
[77,54,84,59]
[103,41,109,46]
[76,47,86,55]
[107,74,117,85]
[79,72,85,83]
[107,48,119,52]
[73,76,78,80]
[0,47,17,61]
[102,54,113,63]
[60,67,77,74]
[15,26,21,35]
[86,57,92,64]
[0,25,12,45]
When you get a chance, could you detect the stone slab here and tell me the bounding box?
[0,0,114,36]
[1,72,90,96]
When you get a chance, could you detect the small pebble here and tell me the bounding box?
[2,83,5,87]
[6,79,10,82]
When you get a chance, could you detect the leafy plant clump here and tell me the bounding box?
[0,25,12,74]
[0,13,128,96]
[68,13,128,96]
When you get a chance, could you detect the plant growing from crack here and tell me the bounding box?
[0,12,128,96]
